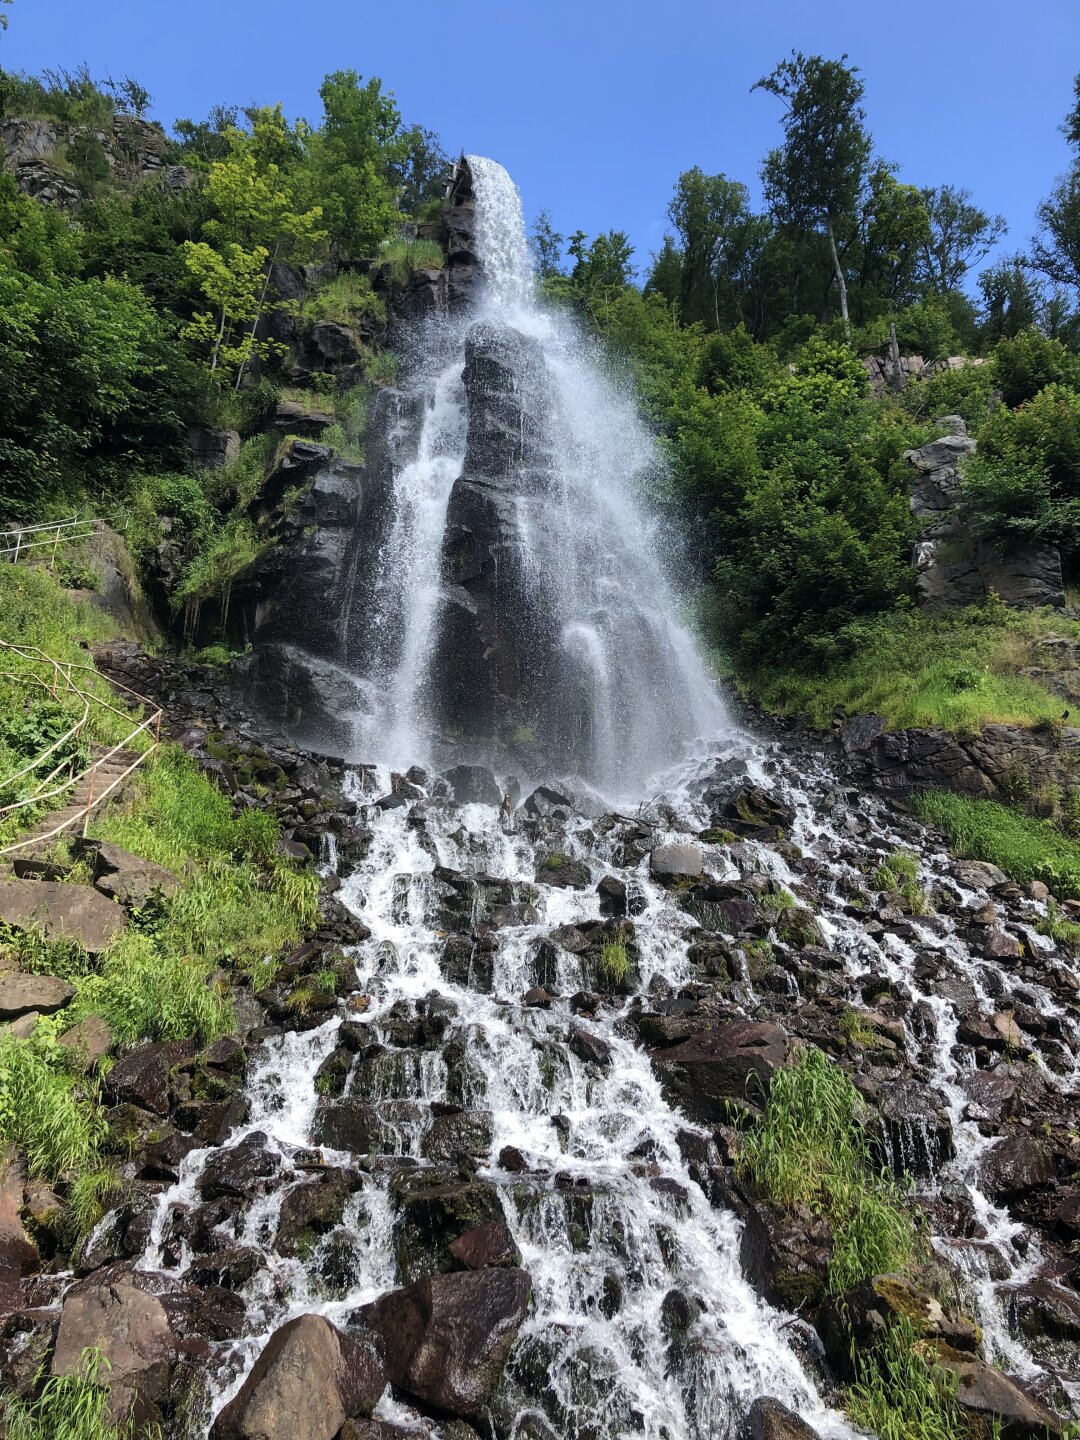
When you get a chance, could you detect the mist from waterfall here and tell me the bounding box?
[348,155,725,797]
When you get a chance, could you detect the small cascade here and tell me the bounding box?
[128,730,1080,1437]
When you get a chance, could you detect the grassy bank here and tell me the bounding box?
[742,603,1077,734]
[0,568,319,1232]
[911,789,1080,899]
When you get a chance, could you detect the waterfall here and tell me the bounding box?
[342,156,724,796]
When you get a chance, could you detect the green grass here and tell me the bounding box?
[321,382,368,463]
[365,350,399,387]
[91,746,319,987]
[598,939,630,983]
[747,604,1072,735]
[0,1032,105,1179]
[2,1346,149,1440]
[911,788,1080,899]
[847,1317,965,1440]
[376,236,445,285]
[300,271,386,327]
[738,1045,915,1295]
[0,566,149,844]
[872,851,933,916]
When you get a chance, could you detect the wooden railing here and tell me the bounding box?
[0,516,103,565]
[0,641,163,856]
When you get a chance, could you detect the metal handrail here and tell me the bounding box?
[0,641,163,856]
[0,517,102,564]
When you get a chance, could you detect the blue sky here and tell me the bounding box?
[6,0,1079,281]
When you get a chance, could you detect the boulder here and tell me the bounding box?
[52,1269,181,1422]
[740,1196,833,1311]
[748,1397,821,1440]
[442,765,502,807]
[650,1022,789,1124]
[595,875,627,916]
[649,844,703,881]
[187,425,240,471]
[538,855,591,889]
[105,1039,195,1117]
[57,1014,112,1071]
[77,838,180,909]
[210,1313,386,1440]
[448,1220,522,1270]
[275,1169,358,1257]
[521,786,577,823]
[0,881,125,955]
[979,1135,1055,1205]
[0,972,74,1019]
[199,1132,281,1201]
[934,1345,1067,1438]
[355,1267,531,1418]
[0,1156,37,1276]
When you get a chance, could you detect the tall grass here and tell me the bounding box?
[911,789,1080,899]
[91,747,319,986]
[2,1347,150,1440]
[300,272,386,327]
[738,1045,915,1294]
[748,604,1071,734]
[847,1317,964,1440]
[0,1032,105,1178]
[377,237,445,284]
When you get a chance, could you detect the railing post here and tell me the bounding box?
[12,531,21,565]
[51,526,60,566]
[82,765,96,836]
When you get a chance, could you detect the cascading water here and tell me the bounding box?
[112,154,1080,1440]
[341,156,723,793]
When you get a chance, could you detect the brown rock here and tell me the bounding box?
[356,1267,531,1418]
[0,1154,38,1276]
[210,1313,385,1440]
[52,1269,180,1421]
[78,838,180,910]
[57,1014,112,1071]
[935,1345,1067,1438]
[749,1397,820,1440]
[650,1021,789,1125]
[449,1220,522,1270]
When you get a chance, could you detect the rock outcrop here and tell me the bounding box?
[907,417,1064,610]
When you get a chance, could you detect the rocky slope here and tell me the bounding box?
[2,647,1078,1437]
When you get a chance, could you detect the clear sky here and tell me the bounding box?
[6,0,1079,281]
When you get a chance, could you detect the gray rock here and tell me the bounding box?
[187,425,240,471]
[0,880,125,955]
[649,844,703,880]
[0,972,74,1018]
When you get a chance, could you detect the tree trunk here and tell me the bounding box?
[234,241,281,393]
[825,215,850,340]
[888,322,903,391]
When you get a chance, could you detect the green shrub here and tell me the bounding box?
[301,271,386,327]
[738,1045,914,1294]
[911,789,1080,899]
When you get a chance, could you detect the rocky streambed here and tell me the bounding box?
[4,686,1080,1440]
